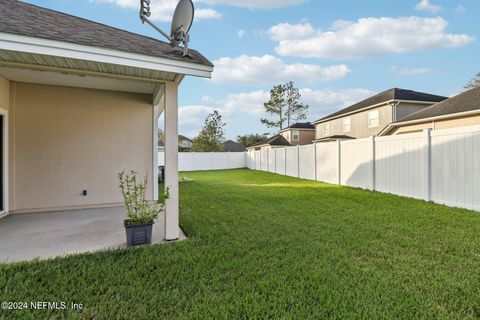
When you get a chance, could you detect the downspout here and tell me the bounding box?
[391,100,401,122]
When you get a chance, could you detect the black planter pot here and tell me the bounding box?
[124,220,154,247]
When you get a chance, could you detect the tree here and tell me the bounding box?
[191,111,226,152]
[261,81,309,131]
[236,134,269,148]
[465,72,480,89]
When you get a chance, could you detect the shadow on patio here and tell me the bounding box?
[0,207,186,263]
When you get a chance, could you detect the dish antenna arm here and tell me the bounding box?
[139,0,192,57]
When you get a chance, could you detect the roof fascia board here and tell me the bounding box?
[379,109,480,136]
[313,99,443,125]
[0,32,213,78]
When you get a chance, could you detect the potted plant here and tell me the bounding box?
[118,170,169,247]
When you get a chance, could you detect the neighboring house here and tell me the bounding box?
[247,123,314,151]
[0,1,213,240]
[179,135,192,149]
[279,122,315,146]
[313,88,447,141]
[159,131,192,151]
[380,86,480,135]
[223,140,246,152]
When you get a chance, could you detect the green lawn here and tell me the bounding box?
[1,169,480,319]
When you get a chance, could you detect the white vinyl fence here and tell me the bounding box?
[159,152,246,171]
[247,125,480,211]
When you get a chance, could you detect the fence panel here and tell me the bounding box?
[275,148,286,175]
[431,127,480,210]
[211,153,229,170]
[375,133,425,199]
[299,145,315,180]
[340,138,373,189]
[260,150,269,171]
[230,152,247,169]
[267,149,276,173]
[178,153,193,171]
[285,146,299,177]
[316,142,338,184]
[255,151,261,170]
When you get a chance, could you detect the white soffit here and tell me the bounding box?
[0,32,213,79]
[0,67,156,94]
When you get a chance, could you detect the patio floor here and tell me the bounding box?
[0,207,186,263]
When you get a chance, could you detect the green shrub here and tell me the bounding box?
[118,170,169,225]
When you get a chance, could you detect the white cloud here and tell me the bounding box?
[455,5,466,13]
[178,105,215,137]
[212,55,350,84]
[415,0,442,14]
[200,0,305,9]
[237,30,246,39]
[268,18,474,59]
[196,8,223,19]
[91,0,221,21]
[391,66,431,76]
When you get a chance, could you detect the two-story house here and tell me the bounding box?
[247,123,315,151]
[313,88,447,142]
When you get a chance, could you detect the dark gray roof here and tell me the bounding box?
[287,122,315,129]
[315,88,447,123]
[314,135,355,142]
[254,135,290,147]
[223,140,246,152]
[0,0,212,67]
[396,86,480,123]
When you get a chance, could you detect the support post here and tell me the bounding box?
[164,82,179,241]
[424,128,432,201]
[337,140,342,185]
[371,135,376,191]
[297,145,300,178]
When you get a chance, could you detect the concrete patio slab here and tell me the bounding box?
[0,207,186,263]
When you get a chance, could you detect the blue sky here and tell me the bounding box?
[24,0,480,139]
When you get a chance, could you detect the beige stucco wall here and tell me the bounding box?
[9,82,153,212]
[315,104,393,140]
[0,75,9,110]
[390,113,480,135]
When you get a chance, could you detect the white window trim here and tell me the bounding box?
[343,117,351,133]
[324,123,330,135]
[368,110,380,128]
[292,130,300,142]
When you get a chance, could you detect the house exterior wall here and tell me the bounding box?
[9,82,153,212]
[395,103,430,121]
[315,104,394,140]
[389,113,480,135]
[0,75,9,110]
[280,129,315,146]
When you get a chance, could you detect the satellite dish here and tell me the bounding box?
[140,0,194,57]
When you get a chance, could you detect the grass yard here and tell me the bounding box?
[1,169,480,319]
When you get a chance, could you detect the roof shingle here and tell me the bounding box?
[396,86,480,122]
[0,0,212,67]
[314,88,447,123]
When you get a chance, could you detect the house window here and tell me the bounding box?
[368,110,380,128]
[323,123,330,135]
[343,118,351,133]
[292,130,300,141]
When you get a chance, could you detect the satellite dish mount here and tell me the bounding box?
[140,0,194,57]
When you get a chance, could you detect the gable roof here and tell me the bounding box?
[314,88,447,124]
[394,86,480,123]
[223,140,246,152]
[252,135,290,148]
[285,122,315,130]
[0,0,212,67]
